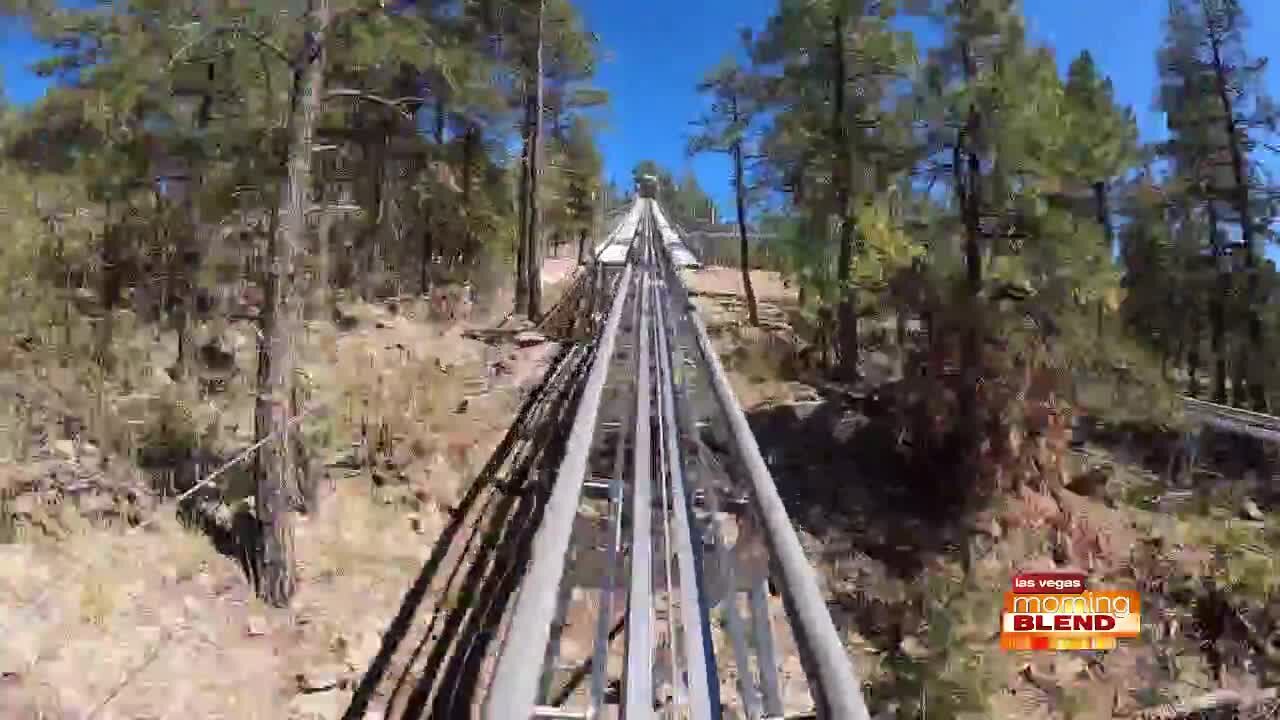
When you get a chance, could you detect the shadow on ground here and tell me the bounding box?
[745,387,974,581]
[342,342,590,720]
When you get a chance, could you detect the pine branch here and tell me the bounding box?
[167,25,292,70]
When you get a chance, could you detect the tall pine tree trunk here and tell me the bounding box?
[420,222,434,296]
[1233,342,1250,408]
[369,132,390,300]
[460,123,478,265]
[515,87,532,317]
[59,231,71,368]
[958,36,985,433]
[1188,308,1202,399]
[730,92,759,327]
[95,203,120,373]
[524,0,546,320]
[733,141,759,326]
[1209,34,1267,411]
[254,0,328,608]
[174,62,215,383]
[1208,201,1228,404]
[315,204,334,313]
[831,11,857,378]
[1092,180,1113,338]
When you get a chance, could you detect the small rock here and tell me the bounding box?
[1242,498,1266,521]
[899,635,929,660]
[52,439,77,459]
[514,331,547,348]
[288,689,342,719]
[246,615,268,637]
[454,399,469,415]
[408,513,427,535]
[296,664,344,693]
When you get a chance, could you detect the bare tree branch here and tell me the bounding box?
[324,89,427,119]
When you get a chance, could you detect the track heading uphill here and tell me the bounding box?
[485,199,869,720]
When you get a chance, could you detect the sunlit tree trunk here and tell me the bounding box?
[1209,30,1267,411]
[524,0,546,320]
[515,86,532,317]
[254,0,329,608]
[729,92,759,327]
[1207,200,1228,405]
[831,10,858,379]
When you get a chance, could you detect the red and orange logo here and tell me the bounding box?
[1000,572,1140,651]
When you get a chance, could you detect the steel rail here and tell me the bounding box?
[749,581,785,717]
[650,263,721,717]
[1182,394,1280,440]
[652,306,683,715]
[1183,396,1280,424]
[652,273,716,720]
[589,269,641,716]
[1182,396,1280,442]
[661,220,870,720]
[623,272,655,719]
[485,261,636,720]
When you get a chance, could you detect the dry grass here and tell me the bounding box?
[1,449,467,718]
[0,276,560,717]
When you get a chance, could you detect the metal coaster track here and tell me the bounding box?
[483,199,869,720]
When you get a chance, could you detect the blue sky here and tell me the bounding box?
[5,1,1280,215]
[578,0,1280,213]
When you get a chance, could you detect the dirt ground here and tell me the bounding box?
[5,260,1277,719]
[0,272,568,718]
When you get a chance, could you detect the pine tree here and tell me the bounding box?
[752,0,915,376]
[1060,51,1140,336]
[1156,0,1278,408]
[561,116,603,265]
[915,0,1030,425]
[691,56,761,326]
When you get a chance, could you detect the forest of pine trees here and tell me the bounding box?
[2,0,1279,619]
[674,0,1279,422]
[0,0,607,606]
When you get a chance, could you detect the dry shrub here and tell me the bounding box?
[890,310,1076,521]
[303,478,441,583]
